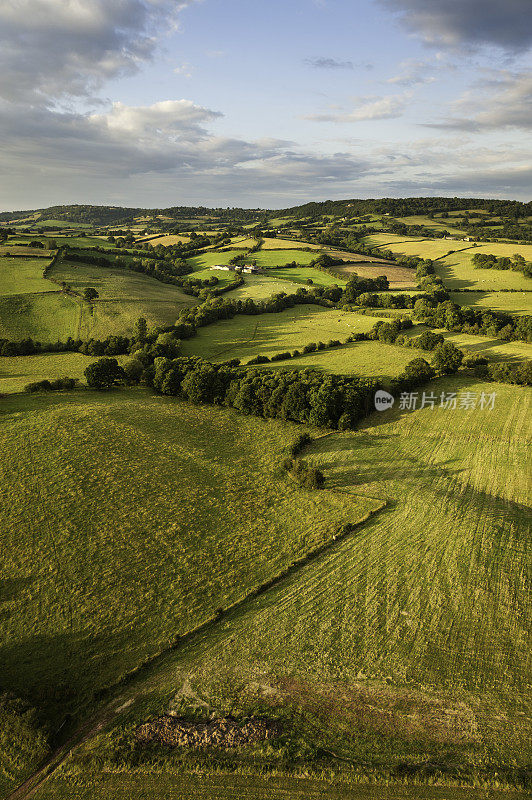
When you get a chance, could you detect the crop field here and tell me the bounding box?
[264,266,346,286]
[0,292,80,341]
[449,291,532,316]
[180,306,385,362]
[0,255,55,295]
[0,390,374,741]
[251,250,318,267]
[0,352,115,394]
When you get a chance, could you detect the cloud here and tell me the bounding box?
[387,59,437,87]
[0,0,196,104]
[379,0,532,52]
[427,69,532,131]
[307,94,409,122]
[304,57,354,70]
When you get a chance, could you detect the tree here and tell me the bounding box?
[431,342,464,375]
[84,358,125,389]
[417,330,444,351]
[83,287,99,301]
[134,317,148,344]
[403,357,435,382]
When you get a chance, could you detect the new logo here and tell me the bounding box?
[374,390,394,411]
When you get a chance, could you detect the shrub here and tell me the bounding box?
[84,358,125,389]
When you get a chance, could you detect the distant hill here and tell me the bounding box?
[280,196,532,219]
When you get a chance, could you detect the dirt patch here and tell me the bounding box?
[135,716,280,749]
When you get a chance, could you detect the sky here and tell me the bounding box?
[0,0,531,210]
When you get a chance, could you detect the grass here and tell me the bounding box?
[449,291,532,316]
[261,339,421,381]
[0,293,80,341]
[180,306,385,362]
[0,255,55,296]
[0,389,373,736]
[34,774,528,800]
[228,275,302,300]
[436,330,532,362]
[49,258,196,337]
[50,379,531,795]
[0,352,121,394]
[252,250,318,268]
[185,250,247,271]
[436,246,532,292]
[264,267,345,287]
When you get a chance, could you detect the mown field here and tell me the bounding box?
[180,306,385,363]
[261,237,323,250]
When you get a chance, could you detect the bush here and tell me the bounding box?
[270,351,292,362]
[84,358,125,389]
[24,377,78,393]
[246,355,270,365]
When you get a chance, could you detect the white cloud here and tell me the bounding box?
[307,94,409,122]
[388,60,438,87]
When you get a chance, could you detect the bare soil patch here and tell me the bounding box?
[135,716,280,749]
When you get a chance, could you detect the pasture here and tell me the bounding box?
[251,250,318,267]
[261,237,323,250]
[57,379,531,793]
[0,352,124,394]
[228,274,305,300]
[0,255,55,296]
[0,292,80,342]
[449,290,532,316]
[180,306,384,362]
[184,250,247,271]
[0,390,372,736]
[264,266,346,286]
[436,245,532,291]
[262,339,419,381]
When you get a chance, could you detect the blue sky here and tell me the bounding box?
[0,0,530,209]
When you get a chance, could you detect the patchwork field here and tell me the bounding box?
[180,306,385,362]
[251,250,318,267]
[265,266,346,286]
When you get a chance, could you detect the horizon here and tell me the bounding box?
[0,0,530,211]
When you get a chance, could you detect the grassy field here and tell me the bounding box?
[185,250,247,271]
[35,774,528,800]
[449,291,532,316]
[265,266,346,286]
[49,258,196,337]
[180,306,385,362]
[436,246,532,292]
[0,255,55,296]
[0,293,80,341]
[229,274,306,300]
[0,389,375,734]
[48,378,531,795]
[0,352,117,394]
[251,250,318,268]
[261,339,420,381]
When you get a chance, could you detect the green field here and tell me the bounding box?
[261,339,421,381]
[0,292,80,341]
[0,255,55,296]
[46,379,531,795]
[185,250,247,271]
[229,274,308,300]
[252,250,318,267]
[265,266,346,286]
[180,306,384,362]
[0,390,373,729]
[0,352,115,394]
[436,245,532,292]
[49,258,196,337]
[449,291,532,316]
